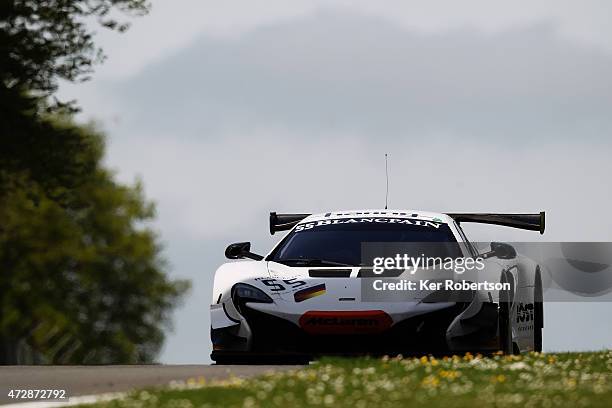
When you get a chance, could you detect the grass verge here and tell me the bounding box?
[84,351,612,408]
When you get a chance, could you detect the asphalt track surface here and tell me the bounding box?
[0,365,302,405]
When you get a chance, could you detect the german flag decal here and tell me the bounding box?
[294,284,326,302]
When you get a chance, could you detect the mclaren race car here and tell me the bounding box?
[210,210,545,364]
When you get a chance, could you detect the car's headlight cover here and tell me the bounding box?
[231,283,273,313]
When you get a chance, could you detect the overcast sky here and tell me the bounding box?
[59,1,612,363]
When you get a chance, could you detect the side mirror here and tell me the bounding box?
[225,242,264,261]
[483,242,517,260]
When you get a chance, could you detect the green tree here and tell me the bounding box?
[1,0,149,99]
[1,0,151,183]
[0,121,189,364]
[1,1,190,364]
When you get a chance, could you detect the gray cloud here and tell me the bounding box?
[100,13,612,142]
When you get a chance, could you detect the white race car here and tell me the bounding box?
[210,210,545,364]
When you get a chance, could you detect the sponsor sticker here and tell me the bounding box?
[299,310,393,334]
[295,217,442,232]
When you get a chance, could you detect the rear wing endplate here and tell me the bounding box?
[269,212,311,235]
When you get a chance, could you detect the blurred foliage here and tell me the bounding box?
[0,91,102,201]
[0,0,190,364]
[0,119,190,364]
[0,0,150,106]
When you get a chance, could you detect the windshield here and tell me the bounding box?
[268,217,462,267]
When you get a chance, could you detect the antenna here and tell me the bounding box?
[385,153,389,209]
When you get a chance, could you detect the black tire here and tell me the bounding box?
[534,267,544,352]
[498,271,513,354]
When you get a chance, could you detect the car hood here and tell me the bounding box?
[263,260,458,305]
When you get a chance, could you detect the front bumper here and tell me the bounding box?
[212,306,498,360]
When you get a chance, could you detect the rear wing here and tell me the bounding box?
[447,212,545,234]
[269,211,546,235]
[269,212,311,235]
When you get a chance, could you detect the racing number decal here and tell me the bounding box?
[261,279,285,291]
[283,278,307,289]
[260,278,308,292]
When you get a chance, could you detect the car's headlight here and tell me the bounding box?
[231,283,273,313]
